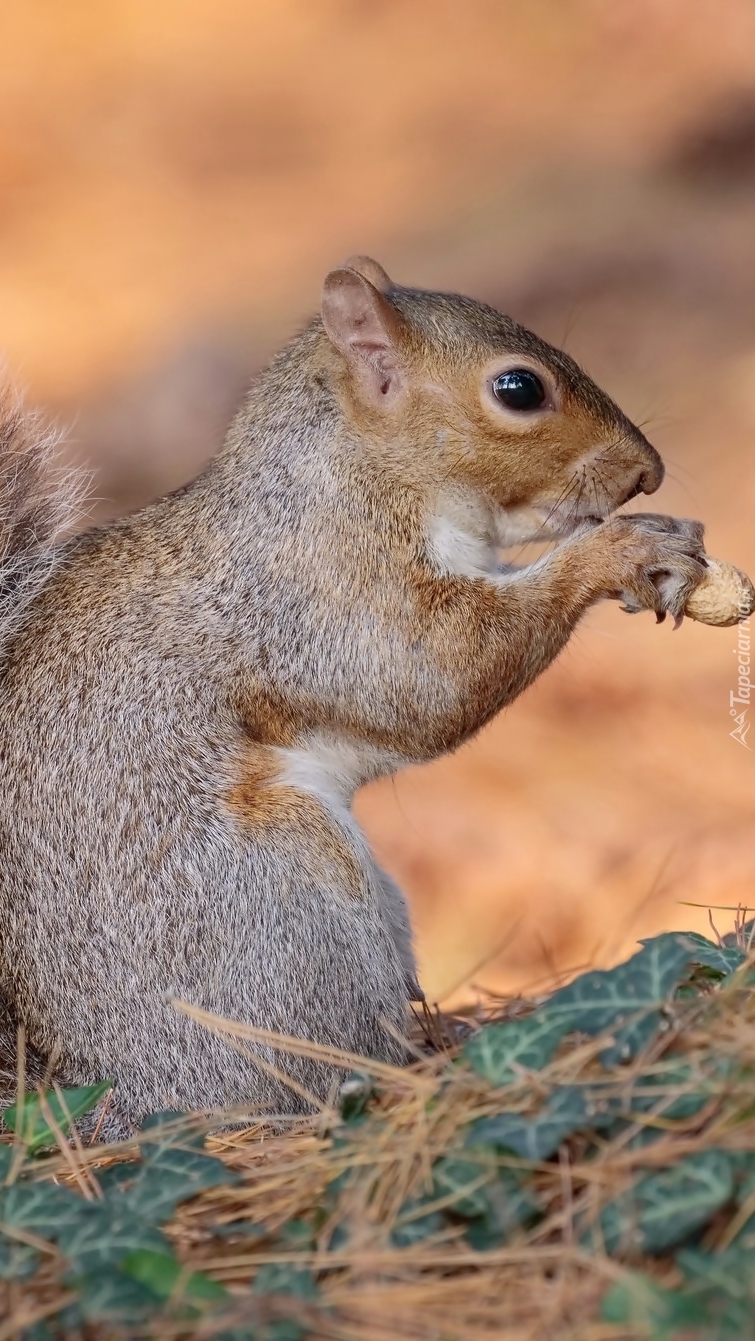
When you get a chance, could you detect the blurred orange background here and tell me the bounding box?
[4,0,755,1003]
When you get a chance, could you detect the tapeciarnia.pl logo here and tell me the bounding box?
[730,605,751,749]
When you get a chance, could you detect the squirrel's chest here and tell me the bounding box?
[224,730,402,890]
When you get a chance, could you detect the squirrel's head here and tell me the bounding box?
[320,256,663,542]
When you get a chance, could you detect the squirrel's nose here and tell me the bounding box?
[636,442,665,496]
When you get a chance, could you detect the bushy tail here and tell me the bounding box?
[0,391,85,661]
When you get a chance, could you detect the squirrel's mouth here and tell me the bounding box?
[498,490,624,546]
[531,503,607,541]
[531,455,653,541]
[537,473,647,540]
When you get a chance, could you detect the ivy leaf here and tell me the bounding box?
[212,1220,267,1242]
[601,1271,710,1336]
[731,1166,755,1246]
[463,1173,542,1250]
[467,1085,615,1161]
[4,1082,112,1154]
[723,919,755,950]
[254,1261,318,1299]
[124,1145,237,1223]
[464,935,699,1088]
[391,1199,445,1247]
[461,1012,568,1086]
[96,1160,141,1195]
[618,1060,716,1148]
[18,1323,56,1341]
[595,1151,734,1256]
[432,1148,540,1248]
[677,1243,755,1300]
[139,1110,206,1149]
[246,1265,320,1341]
[121,1248,228,1309]
[248,1267,319,1341]
[642,930,746,977]
[626,1061,712,1121]
[62,1203,171,1272]
[69,1266,162,1325]
[675,1246,755,1337]
[543,935,693,1064]
[277,1219,317,1251]
[0,1234,40,1281]
[0,1181,88,1239]
[0,1145,14,1181]
[433,1153,496,1219]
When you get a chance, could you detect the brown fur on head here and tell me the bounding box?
[320,258,663,542]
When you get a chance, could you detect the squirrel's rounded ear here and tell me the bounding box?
[321,266,406,407]
[341,255,392,293]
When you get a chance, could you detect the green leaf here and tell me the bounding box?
[643,930,746,977]
[248,1267,319,1341]
[675,1246,755,1337]
[254,1261,318,1299]
[62,1203,171,1272]
[277,1219,317,1251]
[121,1248,228,1308]
[0,1180,89,1239]
[618,1061,716,1149]
[601,1271,709,1336]
[70,1266,162,1325]
[433,1153,496,1219]
[96,1160,141,1194]
[212,1219,267,1242]
[4,1082,112,1154]
[124,1145,236,1223]
[432,1148,541,1248]
[595,1151,734,1256]
[20,1322,57,1341]
[0,1234,39,1281]
[391,1198,445,1247]
[626,1062,712,1121]
[677,1243,755,1301]
[461,1012,568,1086]
[139,1110,206,1149]
[730,1166,755,1247]
[544,935,694,1064]
[463,1173,542,1250]
[464,935,700,1088]
[0,1145,14,1182]
[467,1084,615,1161]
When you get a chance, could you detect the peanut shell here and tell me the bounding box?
[684,556,755,627]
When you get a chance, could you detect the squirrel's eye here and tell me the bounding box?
[492,369,546,411]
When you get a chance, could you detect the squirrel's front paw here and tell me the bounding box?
[595,512,707,623]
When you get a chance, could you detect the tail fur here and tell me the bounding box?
[0,390,85,660]
[0,391,85,1110]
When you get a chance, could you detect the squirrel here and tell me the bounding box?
[0,256,706,1131]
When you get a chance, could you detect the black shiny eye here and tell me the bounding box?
[492,369,546,411]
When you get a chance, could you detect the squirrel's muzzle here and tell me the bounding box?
[634,439,665,496]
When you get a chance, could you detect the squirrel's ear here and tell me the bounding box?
[321,266,406,407]
[341,255,392,292]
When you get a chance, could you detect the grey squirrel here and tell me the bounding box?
[0,256,706,1131]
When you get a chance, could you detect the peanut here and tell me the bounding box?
[684,557,755,627]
